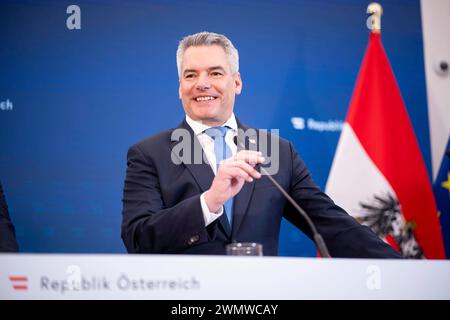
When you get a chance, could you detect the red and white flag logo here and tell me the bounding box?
[9,276,28,291]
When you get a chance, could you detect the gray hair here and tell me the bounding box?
[176,31,239,78]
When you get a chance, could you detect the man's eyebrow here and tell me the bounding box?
[208,66,226,72]
[183,69,197,75]
[183,66,226,75]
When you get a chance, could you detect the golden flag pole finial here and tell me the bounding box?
[367,2,383,33]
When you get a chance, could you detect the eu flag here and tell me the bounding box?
[433,137,450,258]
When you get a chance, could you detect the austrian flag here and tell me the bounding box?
[325,33,445,259]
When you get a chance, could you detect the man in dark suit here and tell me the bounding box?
[0,181,19,252]
[121,31,401,258]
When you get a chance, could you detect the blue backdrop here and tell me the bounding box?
[0,0,430,255]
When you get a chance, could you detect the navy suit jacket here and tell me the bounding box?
[121,119,401,258]
[0,182,19,252]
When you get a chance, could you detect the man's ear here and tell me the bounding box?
[178,80,182,100]
[234,72,243,95]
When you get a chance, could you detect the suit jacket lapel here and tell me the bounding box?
[232,120,258,238]
[170,120,232,237]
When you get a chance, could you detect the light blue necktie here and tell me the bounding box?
[204,126,234,226]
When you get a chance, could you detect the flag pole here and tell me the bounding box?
[367,2,383,33]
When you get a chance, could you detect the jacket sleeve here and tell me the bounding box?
[121,144,209,253]
[284,142,402,258]
[0,183,19,253]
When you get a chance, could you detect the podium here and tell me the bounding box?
[1,254,449,299]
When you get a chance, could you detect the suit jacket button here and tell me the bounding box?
[187,235,200,246]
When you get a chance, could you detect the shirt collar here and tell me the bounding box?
[185,113,238,136]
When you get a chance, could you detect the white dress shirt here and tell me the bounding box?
[185,114,238,226]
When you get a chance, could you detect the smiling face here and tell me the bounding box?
[178,45,242,126]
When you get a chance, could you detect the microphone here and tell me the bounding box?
[233,136,331,258]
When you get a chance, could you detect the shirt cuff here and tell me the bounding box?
[200,192,224,226]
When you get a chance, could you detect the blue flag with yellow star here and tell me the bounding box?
[433,137,450,258]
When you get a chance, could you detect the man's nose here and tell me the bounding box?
[195,73,211,90]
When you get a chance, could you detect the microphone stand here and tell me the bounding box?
[235,136,331,258]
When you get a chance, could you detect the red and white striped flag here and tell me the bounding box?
[325,32,445,259]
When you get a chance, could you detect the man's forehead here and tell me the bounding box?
[182,45,229,69]
[184,44,226,55]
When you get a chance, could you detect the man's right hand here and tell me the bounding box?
[204,150,265,213]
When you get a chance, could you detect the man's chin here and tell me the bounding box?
[193,113,228,126]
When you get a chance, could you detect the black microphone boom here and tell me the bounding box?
[234,136,331,258]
